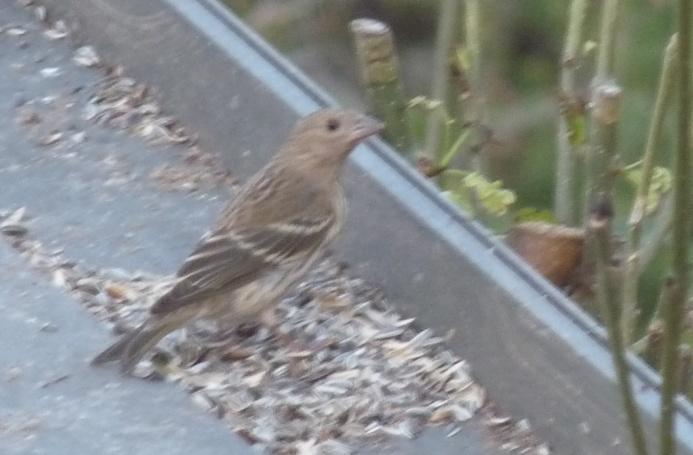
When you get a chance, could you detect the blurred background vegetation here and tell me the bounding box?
[224,0,677,324]
[225,0,673,204]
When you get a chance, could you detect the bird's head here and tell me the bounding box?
[280,109,384,176]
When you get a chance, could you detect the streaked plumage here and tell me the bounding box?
[91,109,383,374]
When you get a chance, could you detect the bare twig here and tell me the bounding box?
[464,0,483,118]
[589,196,649,455]
[462,0,485,171]
[555,0,589,225]
[582,82,622,293]
[582,0,623,273]
[585,83,623,214]
[424,0,460,161]
[622,35,679,345]
[595,0,622,82]
[660,0,691,452]
[350,18,410,153]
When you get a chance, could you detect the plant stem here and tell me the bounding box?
[582,82,623,301]
[585,83,623,215]
[660,0,691,452]
[582,0,622,274]
[424,0,460,162]
[589,197,650,455]
[350,18,410,153]
[555,0,588,226]
[622,35,679,346]
[595,0,622,82]
[465,0,482,113]
[463,0,485,171]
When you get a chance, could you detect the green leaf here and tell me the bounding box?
[440,168,467,180]
[625,165,672,214]
[462,172,517,216]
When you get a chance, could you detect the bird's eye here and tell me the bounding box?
[326,118,340,131]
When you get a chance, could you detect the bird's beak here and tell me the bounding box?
[349,115,385,143]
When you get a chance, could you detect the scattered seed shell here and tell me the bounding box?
[0,207,28,236]
[73,45,100,67]
[34,5,47,22]
[5,26,28,36]
[40,67,62,78]
[40,131,62,146]
[44,20,69,40]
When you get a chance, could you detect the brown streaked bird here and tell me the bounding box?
[92,109,383,374]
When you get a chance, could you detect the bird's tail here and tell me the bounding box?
[91,315,188,374]
[90,326,140,366]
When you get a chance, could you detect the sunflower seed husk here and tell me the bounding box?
[39,130,62,145]
[0,223,28,236]
[5,26,28,36]
[73,46,100,67]
[39,67,62,78]
[1,207,28,236]
[33,5,47,22]
[44,20,68,39]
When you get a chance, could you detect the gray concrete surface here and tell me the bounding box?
[0,243,254,455]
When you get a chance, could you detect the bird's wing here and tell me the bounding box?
[149,215,334,315]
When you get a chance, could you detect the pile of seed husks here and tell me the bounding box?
[82,65,235,193]
[1,207,549,455]
[2,209,482,452]
[82,66,190,145]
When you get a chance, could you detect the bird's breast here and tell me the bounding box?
[329,186,347,239]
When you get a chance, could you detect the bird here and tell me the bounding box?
[91,108,384,374]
